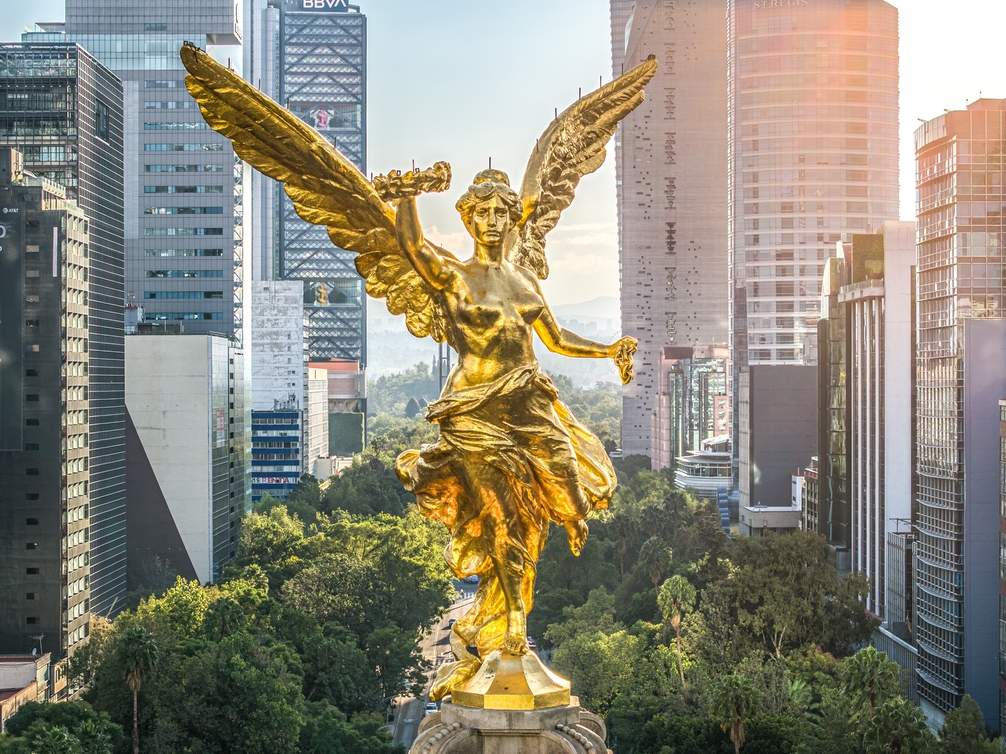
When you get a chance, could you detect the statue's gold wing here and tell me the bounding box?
[179,43,451,343]
[506,56,658,279]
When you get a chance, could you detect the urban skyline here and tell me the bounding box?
[4,0,1006,747]
[3,1,1004,312]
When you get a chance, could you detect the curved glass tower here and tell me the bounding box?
[727,0,899,488]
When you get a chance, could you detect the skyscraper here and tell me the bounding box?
[611,0,729,463]
[245,0,367,364]
[0,43,126,620]
[0,148,98,658]
[914,100,1006,728]
[25,0,245,339]
[727,0,899,477]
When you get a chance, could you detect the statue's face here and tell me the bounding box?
[471,195,510,245]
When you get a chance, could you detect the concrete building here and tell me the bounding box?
[25,0,246,339]
[727,0,899,480]
[249,280,307,500]
[307,367,329,477]
[737,364,816,535]
[914,100,1006,728]
[842,224,915,617]
[813,224,916,594]
[0,654,54,729]
[125,333,249,586]
[653,346,729,470]
[244,0,367,363]
[0,151,95,658]
[312,358,366,457]
[0,43,126,620]
[611,0,729,462]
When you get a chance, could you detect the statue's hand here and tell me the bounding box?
[373,162,451,202]
[608,336,637,385]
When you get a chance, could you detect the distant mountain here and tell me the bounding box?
[551,296,619,320]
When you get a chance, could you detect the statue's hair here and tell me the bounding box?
[455,169,524,232]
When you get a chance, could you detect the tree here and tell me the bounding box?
[658,575,697,701]
[119,625,158,754]
[865,698,933,754]
[718,532,877,657]
[709,674,761,754]
[839,646,902,717]
[31,727,81,754]
[938,695,1001,754]
[638,536,672,590]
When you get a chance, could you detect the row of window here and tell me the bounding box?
[144,248,223,257]
[144,291,223,299]
[144,312,223,321]
[144,122,211,130]
[144,228,224,236]
[145,164,223,173]
[144,206,223,215]
[144,185,223,194]
[144,143,223,152]
[145,100,196,109]
[145,269,223,278]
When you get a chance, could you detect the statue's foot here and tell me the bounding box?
[503,611,529,655]
[564,520,588,556]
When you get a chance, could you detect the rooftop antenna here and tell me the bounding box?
[30,633,45,655]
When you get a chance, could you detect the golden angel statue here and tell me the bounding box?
[181,44,656,707]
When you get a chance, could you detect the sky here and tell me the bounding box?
[2,0,1005,308]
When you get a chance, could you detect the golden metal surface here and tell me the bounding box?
[181,43,657,708]
[450,651,571,711]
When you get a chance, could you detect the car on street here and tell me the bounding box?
[527,637,537,650]
[447,618,456,628]
[424,702,439,717]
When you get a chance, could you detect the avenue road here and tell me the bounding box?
[390,583,475,749]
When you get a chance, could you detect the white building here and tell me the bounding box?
[674,435,732,500]
[125,334,250,585]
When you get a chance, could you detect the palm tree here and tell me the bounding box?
[840,646,901,717]
[638,536,672,590]
[120,625,158,754]
[864,698,933,754]
[610,513,634,580]
[710,674,761,754]
[657,574,696,701]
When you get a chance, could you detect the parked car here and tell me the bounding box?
[447,618,457,628]
[527,637,537,650]
[424,702,439,717]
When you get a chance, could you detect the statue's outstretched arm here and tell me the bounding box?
[395,196,453,291]
[530,276,637,383]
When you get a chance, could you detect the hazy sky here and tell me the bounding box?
[2,0,1005,308]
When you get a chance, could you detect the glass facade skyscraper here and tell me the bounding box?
[914,100,1006,726]
[727,0,899,478]
[26,0,245,339]
[0,44,126,621]
[0,149,96,661]
[246,0,367,364]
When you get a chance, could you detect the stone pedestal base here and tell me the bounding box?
[409,698,609,754]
